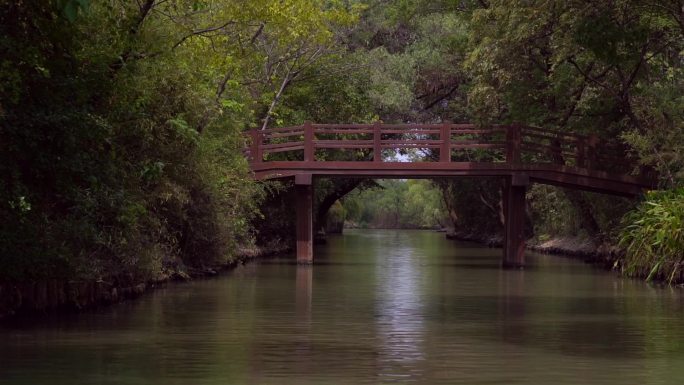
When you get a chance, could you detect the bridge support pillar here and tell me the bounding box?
[503,175,529,268]
[295,174,314,264]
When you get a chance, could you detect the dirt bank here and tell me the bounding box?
[446,229,622,268]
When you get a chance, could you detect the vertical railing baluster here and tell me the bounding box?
[251,130,263,163]
[587,134,599,171]
[373,121,382,162]
[506,124,522,164]
[550,136,563,165]
[304,121,314,162]
[576,136,586,168]
[440,122,451,162]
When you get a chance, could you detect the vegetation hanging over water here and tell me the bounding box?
[1,0,683,295]
[0,0,360,284]
[620,189,684,283]
[335,0,684,283]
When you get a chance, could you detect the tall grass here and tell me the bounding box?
[619,189,684,284]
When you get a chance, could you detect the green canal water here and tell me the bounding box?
[1,229,683,384]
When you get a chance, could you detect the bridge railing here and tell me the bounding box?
[245,123,631,173]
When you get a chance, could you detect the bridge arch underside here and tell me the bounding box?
[265,163,649,269]
[253,161,650,197]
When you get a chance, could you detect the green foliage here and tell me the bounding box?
[466,0,684,179]
[2,0,682,287]
[528,185,581,237]
[344,180,447,229]
[250,181,297,247]
[55,0,90,21]
[364,48,417,114]
[0,0,277,282]
[435,178,503,236]
[325,200,346,233]
[619,189,684,284]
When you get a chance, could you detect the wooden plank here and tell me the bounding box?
[380,123,443,129]
[381,140,442,145]
[452,143,505,149]
[451,140,505,145]
[313,124,373,129]
[263,145,305,154]
[249,161,653,196]
[379,129,440,134]
[521,143,554,153]
[577,137,586,168]
[373,122,382,162]
[314,140,373,149]
[385,143,441,149]
[266,131,304,139]
[506,125,522,164]
[261,141,305,150]
[250,131,263,163]
[314,129,374,134]
[315,139,374,144]
[304,122,314,161]
[451,129,505,135]
[440,123,451,162]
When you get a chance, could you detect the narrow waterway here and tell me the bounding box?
[1,230,683,385]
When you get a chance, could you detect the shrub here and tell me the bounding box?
[619,189,684,283]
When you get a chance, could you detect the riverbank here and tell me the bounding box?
[447,229,684,285]
[445,229,623,269]
[0,243,290,320]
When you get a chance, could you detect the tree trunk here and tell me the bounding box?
[314,179,368,234]
[563,189,601,236]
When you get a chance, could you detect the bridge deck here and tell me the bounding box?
[251,161,651,196]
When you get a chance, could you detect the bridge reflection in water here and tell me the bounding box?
[375,239,426,381]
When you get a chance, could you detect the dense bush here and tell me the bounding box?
[343,180,447,229]
[0,1,261,283]
[619,189,684,283]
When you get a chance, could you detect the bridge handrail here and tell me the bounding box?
[244,122,633,173]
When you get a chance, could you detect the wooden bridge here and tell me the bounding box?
[245,122,655,267]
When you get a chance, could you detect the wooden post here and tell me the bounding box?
[440,122,451,162]
[503,174,528,268]
[576,137,586,168]
[295,174,313,264]
[506,124,522,164]
[587,134,599,170]
[373,121,382,162]
[304,121,314,162]
[250,130,263,163]
[550,137,563,165]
